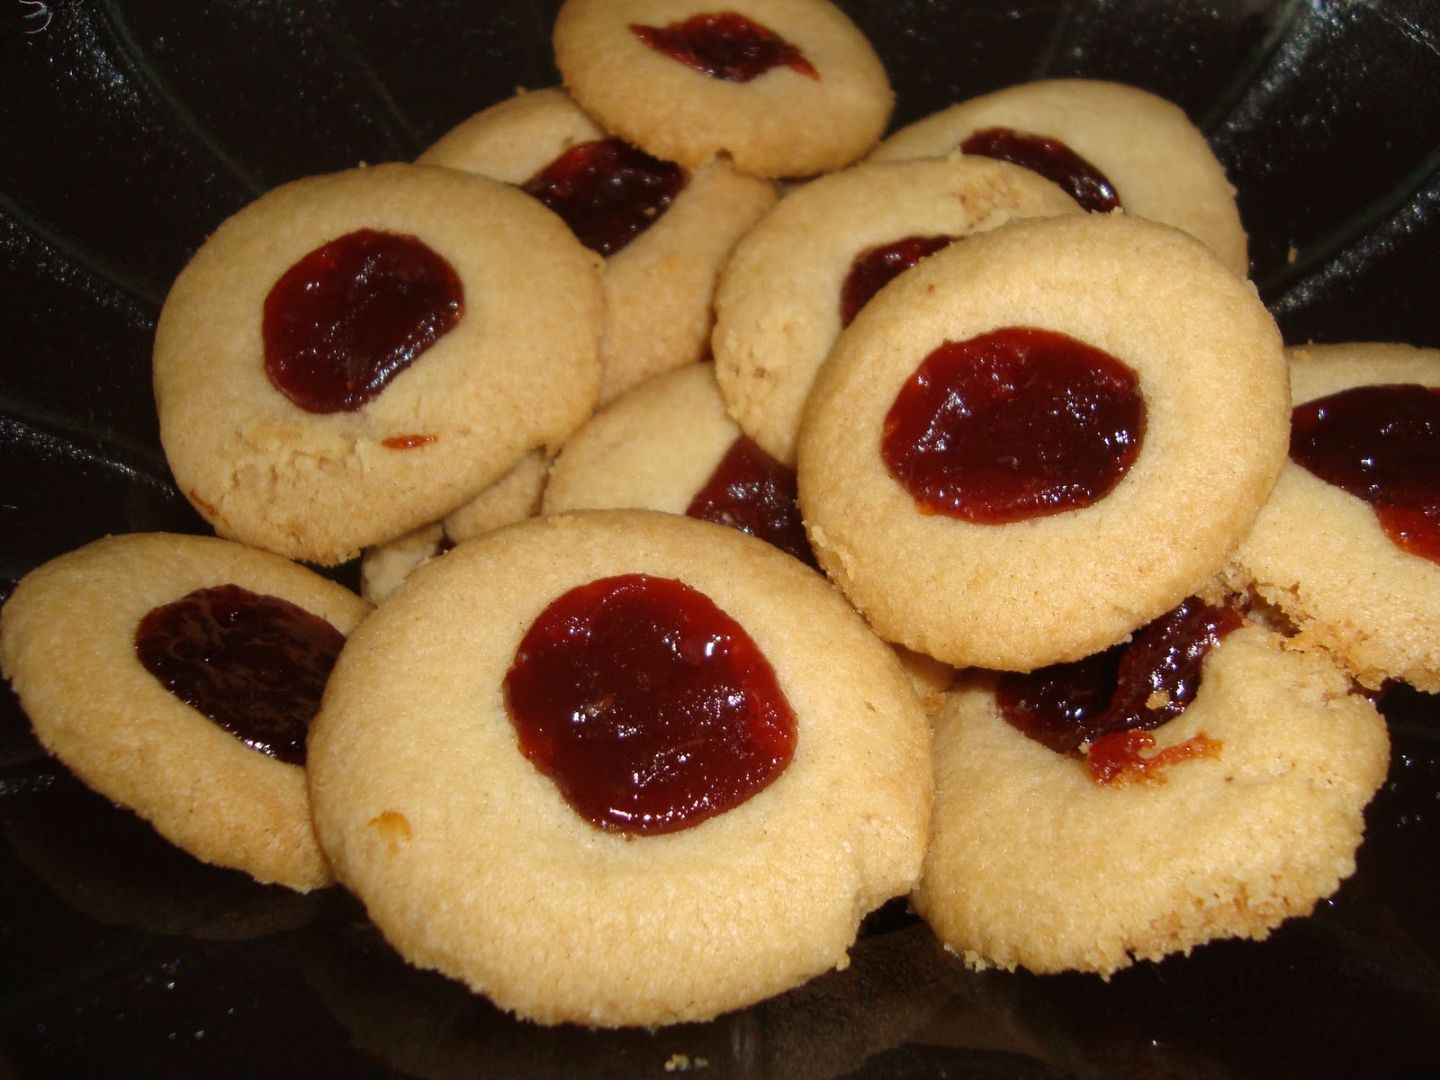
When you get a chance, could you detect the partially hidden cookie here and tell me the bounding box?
[914,605,1389,976]
[554,0,893,178]
[870,79,1249,278]
[797,213,1289,671]
[1223,342,1440,691]
[421,87,776,404]
[0,533,372,891]
[154,162,602,565]
[307,509,931,1026]
[713,155,1082,465]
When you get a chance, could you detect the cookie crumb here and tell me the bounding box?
[664,1053,709,1071]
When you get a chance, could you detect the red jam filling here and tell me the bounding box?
[686,435,817,567]
[1290,383,1440,564]
[521,137,687,258]
[881,326,1145,523]
[503,574,796,835]
[961,127,1121,214]
[629,11,819,83]
[134,584,346,766]
[263,229,464,414]
[996,597,1241,784]
[840,235,958,327]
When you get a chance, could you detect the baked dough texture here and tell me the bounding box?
[553,0,893,178]
[796,213,1289,672]
[422,87,777,404]
[307,509,932,1027]
[0,533,372,892]
[870,79,1249,278]
[153,162,603,565]
[712,156,1082,465]
[1224,342,1440,691]
[914,622,1389,976]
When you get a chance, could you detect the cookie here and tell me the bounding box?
[154,162,603,565]
[421,87,776,404]
[870,79,1249,278]
[553,0,893,178]
[1223,342,1440,691]
[712,156,1082,465]
[913,614,1389,976]
[307,509,931,1027]
[0,532,372,891]
[796,213,1289,671]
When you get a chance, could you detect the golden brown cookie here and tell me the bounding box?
[553,0,892,178]
[712,156,1082,465]
[870,79,1249,277]
[154,162,603,565]
[307,509,931,1027]
[0,533,372,891]
[797,213,1289,672]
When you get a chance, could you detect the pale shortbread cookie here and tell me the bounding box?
[422,87,776,404]
[797,214,1289,671]
[914,621,1389,976]
[554,0,892,178]
[307,510,932,1027]
[154,162,602,565]
[0,533,372,892]
[870,79,1249,278]
[1223,343,1440,691]
[712,156,1082,465]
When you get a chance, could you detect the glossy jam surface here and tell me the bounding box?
[504,574,796,835]
[686,435,816,566]
[997,597,1242,783]
[263,229,464,414]
[134,584,346,766]
[630,12,818,82]
[521,137,687,257]
[840,235,957,327]
[961,127,1120,213]
[881,327,1145,523]
[1290,383,1440,563]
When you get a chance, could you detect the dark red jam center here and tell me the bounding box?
[881,326,1145,523]
[262,228,464,414]
[961,127,1121,214]
[1290,383,1440,564]
[630,11,819,83]
[134,584,346,766]
[686,435,816,567]
[503,574,796,835]
[997,597,1242,783]
[521,137,687,257]
[840,235,958,328]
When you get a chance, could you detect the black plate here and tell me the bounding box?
[3,2,1439,1076]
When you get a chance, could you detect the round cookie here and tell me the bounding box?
[154,162,603,565]
[422,87,776,404]
[1223,342,1440,691]
[870,79,1249,278]
[712,156,1082,465]
[307,509,932,1027]
[553,0,893,178]
[796,213,1289,672]
[0,533,372,892]
[914,619,1389,976]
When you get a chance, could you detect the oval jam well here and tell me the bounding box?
[503,574,796,835]
[134,584,347,766]
[961,127,1120,214]
[840,235,958,328]
[263,228,464,414]
[629,11,818,82]
[686,435,816,567]
[882,326,1145,523]
[522,137,687,257]
[996,597,1241,784]
[1290,383,1440,564]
